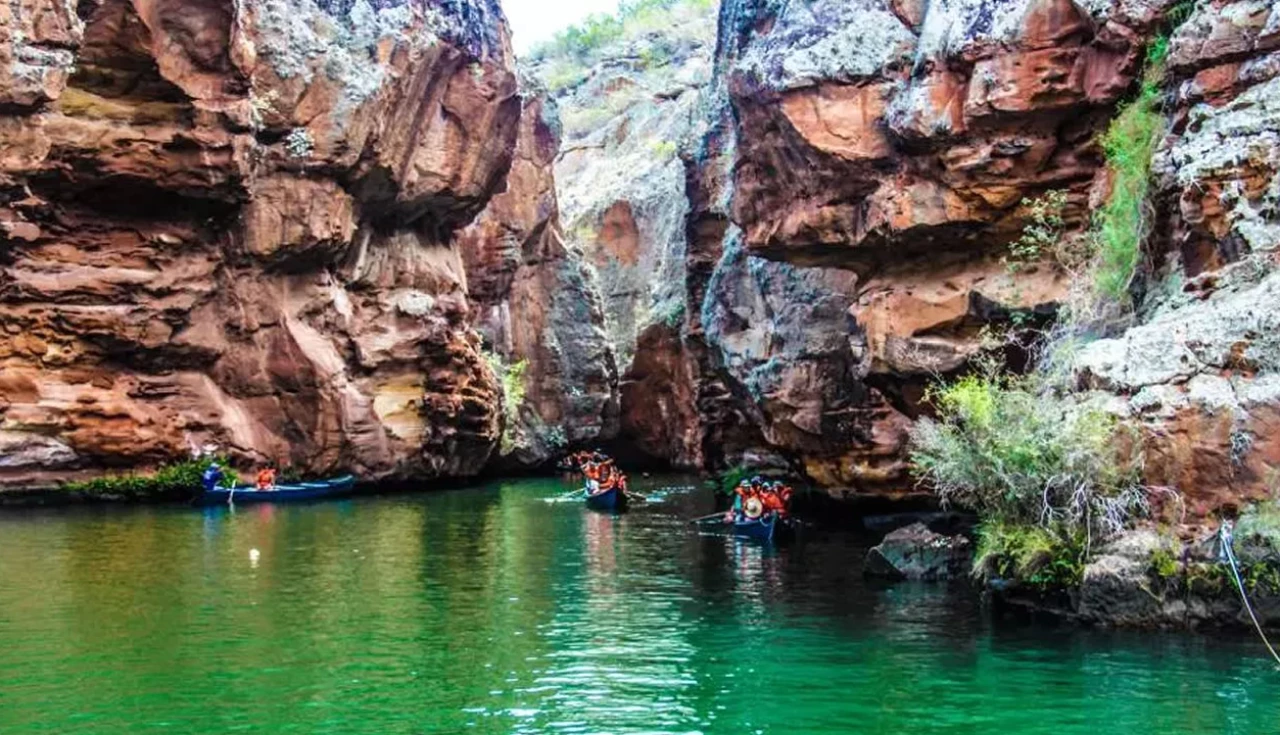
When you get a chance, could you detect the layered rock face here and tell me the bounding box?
[458,96,620,467]
[572,0,1277,511]
[721,0,1156,271]
[0,0,525,484]
[524,1,717,467]
[1074,0,1280,523]
[685,0,1171,495]
[532,0,1152,492]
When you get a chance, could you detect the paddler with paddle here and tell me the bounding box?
[202,460,226,493]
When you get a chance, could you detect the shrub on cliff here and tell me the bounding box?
[527,0,716,93]
[62,457,237,500]
[483,351,530,455]
[910,364,1150,583]
[1088,27,1192,305]
[973,521,1086,589]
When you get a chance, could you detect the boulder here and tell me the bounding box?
[865,522,972,580]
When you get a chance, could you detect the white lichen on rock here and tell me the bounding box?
[251,0,416,119]
[732,0,915,90]
[1075,270,1280,391]
[1158,75,1280,254]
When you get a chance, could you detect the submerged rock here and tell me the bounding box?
[865,522,972,580]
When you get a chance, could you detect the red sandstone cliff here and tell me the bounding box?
[6,0,1278,510]
[458,95,620,467]
[0,0,524,485]
[538,0,1280,514]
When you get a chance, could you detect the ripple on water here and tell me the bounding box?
[1,478,1279,734]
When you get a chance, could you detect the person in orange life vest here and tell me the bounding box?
[597,456,617,477]
[256,466,277,491]
[726,478,760,522]
[776,483,794,517]
[603,465,628,492]
[599,468,617,492]
[761,482,788,517]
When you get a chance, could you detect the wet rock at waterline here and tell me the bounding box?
[865,522,973,581]
[990,528,1280,630]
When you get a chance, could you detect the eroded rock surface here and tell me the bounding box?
[459,96,620,467]
[1071,0,1280,522]
[0,0,522,485]
[720,0,1160,272]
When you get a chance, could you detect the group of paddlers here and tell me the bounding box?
[561,451,796,525]
[563,450,629,496]
[726,476,794,523]
[200,460,281,492]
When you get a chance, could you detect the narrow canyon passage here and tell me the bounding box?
[3,0,1280,731]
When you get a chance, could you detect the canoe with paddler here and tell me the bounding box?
[197,461,356,505]
[693,475,797,542]
[564,451,634,512]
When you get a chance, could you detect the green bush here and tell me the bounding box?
[542,60,589,93]
[528,0,714,74]
[910,365,1147,544]
[1091,39,1168,302]
[649,139,678,160]
[1234,498,1280,564]
[1148,544,1180,579]
[62,457,237,500]
[974,521,1086,588]
[717,466,753,496]
[483,351,530,455]
[652,299,684,328]
[1007,190,1068,273]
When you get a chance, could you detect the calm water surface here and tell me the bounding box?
[1,476,1277,734]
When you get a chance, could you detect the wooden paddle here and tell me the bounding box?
[690,511,727,524]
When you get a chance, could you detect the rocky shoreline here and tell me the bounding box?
[867,518,1280,632]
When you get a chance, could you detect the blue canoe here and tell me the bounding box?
[199,475,356,505]
[733,513,795,543]
[583,484,627,512]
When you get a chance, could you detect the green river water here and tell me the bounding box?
[1,476,1277,734]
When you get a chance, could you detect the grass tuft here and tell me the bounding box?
[1091,39,1169,302]
[974,521,1086,588]
[484,351,530,455]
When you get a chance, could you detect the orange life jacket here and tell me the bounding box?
[256,469,276,490]
[762,490,785,513]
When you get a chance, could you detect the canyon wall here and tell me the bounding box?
[4,0,1277,506]
[0,0,621,487]
[1075,0,1280,524]
[536,0,1149,491]
[458,94,620,468]
[537,0,1280,512]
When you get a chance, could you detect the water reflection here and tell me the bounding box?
[1,479,1279,734]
